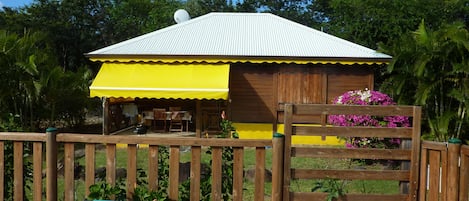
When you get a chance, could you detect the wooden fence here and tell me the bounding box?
[419,140,469,201]
[281,104,422,201]
[5,104,469,201]
[0,129,282,201]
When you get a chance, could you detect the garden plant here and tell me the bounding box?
[329,89,410,149]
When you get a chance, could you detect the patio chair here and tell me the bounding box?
[153,108,167,132]
[169,107,184,132]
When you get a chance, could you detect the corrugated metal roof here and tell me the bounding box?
[86,12,391,62]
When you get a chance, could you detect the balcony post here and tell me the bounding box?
[46,127,58,201]
[272,133,284,201]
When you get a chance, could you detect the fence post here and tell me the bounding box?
[46,127,58,201]
[447,138,461,201]
[272,133,284,201]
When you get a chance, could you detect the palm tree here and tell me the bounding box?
[380,21,469,141]
[0,30,57,130]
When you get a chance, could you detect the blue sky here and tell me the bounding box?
[0,0,33,8]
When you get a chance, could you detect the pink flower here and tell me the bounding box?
[329,89,408,149]
[345,142,355,148]
[221,110,226,120]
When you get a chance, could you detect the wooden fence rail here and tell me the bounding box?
[419,140,469,201]
[0,130,281,201]
[0,132,46,201]
[282,104,422,201]
[5,104,469,201]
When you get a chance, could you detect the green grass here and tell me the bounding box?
[50,145,400,201]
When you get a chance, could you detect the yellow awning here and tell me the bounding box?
[90,63,230,100]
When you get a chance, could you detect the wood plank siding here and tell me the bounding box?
[229,63,375,124]
[277,65,323,104]
[230,63,275,122]
[326,65,374,103]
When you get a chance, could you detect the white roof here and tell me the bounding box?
[87,12,391,61]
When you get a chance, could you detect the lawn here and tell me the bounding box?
[47,145,399,201]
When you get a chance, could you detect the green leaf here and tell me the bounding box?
[414,20,429,46]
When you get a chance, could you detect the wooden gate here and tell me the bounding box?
[419,140,469,201]
[282,104,421,201]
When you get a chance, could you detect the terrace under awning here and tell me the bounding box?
[89,63,230,100]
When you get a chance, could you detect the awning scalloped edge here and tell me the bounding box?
[89,57,390,65]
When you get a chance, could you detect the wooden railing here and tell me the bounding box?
[419,140,469,201]
[0,132,46,201]
[281,104,422,201]
[6,104,469,201]
[0,129,283,201]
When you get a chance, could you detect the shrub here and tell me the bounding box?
[329,89,410,149]
[87,182,126,201]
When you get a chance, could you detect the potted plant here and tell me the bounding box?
[87,182,126,201]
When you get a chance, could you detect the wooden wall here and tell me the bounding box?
[229,63,376,124]
[277,64,324,104]
[326,65,374,103]
[229,63,275,123]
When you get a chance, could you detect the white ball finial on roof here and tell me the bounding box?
[174,9,191,24]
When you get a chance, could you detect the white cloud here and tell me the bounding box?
[0,1,3,8]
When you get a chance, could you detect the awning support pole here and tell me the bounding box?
[196,100,201,138]
[102,97,110,135]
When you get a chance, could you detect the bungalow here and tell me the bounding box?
[86,12,391,144]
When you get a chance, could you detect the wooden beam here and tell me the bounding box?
[56,135,272,147]
[211,147,222,201]
[255,147,266,201]
[169,146,180,200]
[13,142,23,201]
[190,146,201,201]
[85,144,95,197]
[64,143,74,201]
[291,169,410,181]
[46,128,58,201]
[148,145,159,191]
[103,97,110,135]
[272,65,279,133]
[127,144,137,200]
[292,147,411,160]
[196,100,201,138]
[233,147,244,201]
[106,144,116,185]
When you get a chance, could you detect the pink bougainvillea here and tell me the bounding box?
[329,90,410,149]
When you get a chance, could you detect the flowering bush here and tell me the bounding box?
[329,89,410,149]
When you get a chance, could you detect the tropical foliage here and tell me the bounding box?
[380,21,469,141]
[0,30,92,131]
[309,0,468,49]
